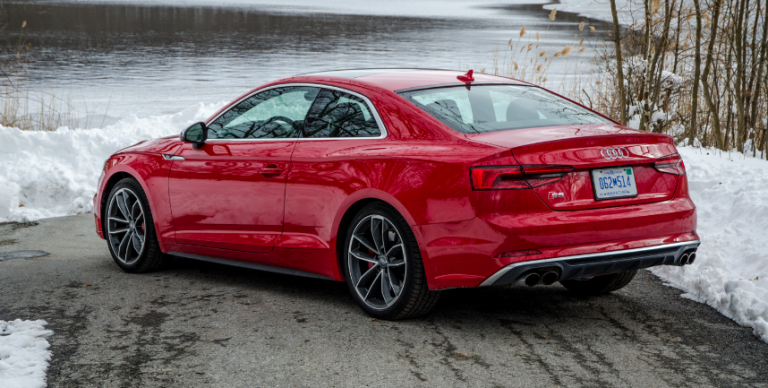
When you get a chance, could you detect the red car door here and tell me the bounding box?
[168,86,321,254]
[281,87,387,263]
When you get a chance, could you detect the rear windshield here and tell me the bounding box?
[398,84,612,134]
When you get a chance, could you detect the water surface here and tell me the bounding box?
[0,0,609,122]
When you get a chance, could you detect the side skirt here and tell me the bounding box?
[169,251,335,281]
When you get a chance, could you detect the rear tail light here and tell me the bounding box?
[521,165,574,187]
[471,166,527,190]
[654,153,686,175]
[470,165,573,190]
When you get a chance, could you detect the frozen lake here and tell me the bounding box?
[1,0,609,123]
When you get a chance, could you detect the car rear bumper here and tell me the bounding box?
[480,240,700,287]
[415,192,697,290]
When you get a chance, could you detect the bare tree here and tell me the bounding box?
[609,0,628,125]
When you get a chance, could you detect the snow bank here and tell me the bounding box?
[0,102,223,222]
[651,147,768,343]
[0,320,53,388]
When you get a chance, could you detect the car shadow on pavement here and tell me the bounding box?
[155,257,768,385]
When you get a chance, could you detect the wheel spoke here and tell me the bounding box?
[380,219,388,253]
[350,250,377,263]
[109,217,129,223]
[131,232,143,254]
[118,230,132,261]
[356,263,380,288]
[353,235,378,254]
[108,228,129,234]
[116,192,131,221]
[387,267,402,296]
[380,270,393,304]
[385,243,403,258]
[389,259,405,267]
[371,217,384,253]
[363,270,383,301]
[130,200,141,220]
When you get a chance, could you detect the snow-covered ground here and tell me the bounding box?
[0,102,224,222]
[0,320,53,388]
[652,147,768,343]
[1,104,767,344]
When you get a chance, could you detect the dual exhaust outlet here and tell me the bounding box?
[679,251,697,266]
[519,249,697,286]
[522,271,559,287]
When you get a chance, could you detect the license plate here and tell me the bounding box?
[591,167,638,200]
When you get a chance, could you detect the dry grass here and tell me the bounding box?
[479,15,606,108]
[0,87,82,131]
[0,18,82,131]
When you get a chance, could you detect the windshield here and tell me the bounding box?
[398,84,612,134]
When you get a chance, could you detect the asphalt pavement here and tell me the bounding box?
[1,214,767,387]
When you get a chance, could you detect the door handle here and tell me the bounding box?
[259,164,282,176]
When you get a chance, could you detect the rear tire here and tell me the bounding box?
[342,203,439,320]
[560,270,637,296]
[103,178,170,273]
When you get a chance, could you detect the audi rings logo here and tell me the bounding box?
[600,147,630,160]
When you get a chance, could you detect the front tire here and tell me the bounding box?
[343,203,439,319]
[104,178,170,273]
[560,270,637,296]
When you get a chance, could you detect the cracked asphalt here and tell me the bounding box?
[1,214,767,387]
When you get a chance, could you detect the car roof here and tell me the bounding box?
[299,68,529,92]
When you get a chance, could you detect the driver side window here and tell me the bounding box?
[208,86,321,139]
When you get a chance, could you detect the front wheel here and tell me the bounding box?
[104,178,170,273]
[560,270,638,296]
[343,203,439,320]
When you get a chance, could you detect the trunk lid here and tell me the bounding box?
[467,124,680,210]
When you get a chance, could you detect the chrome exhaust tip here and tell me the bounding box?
[541,271,559,285]
[524,273,541,287]
[687,253,696,265]
[679,253,690,266]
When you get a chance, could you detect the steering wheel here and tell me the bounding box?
[264,116,295,132]
[240,116,297,138]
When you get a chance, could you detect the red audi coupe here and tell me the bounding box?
[94,69,699,319]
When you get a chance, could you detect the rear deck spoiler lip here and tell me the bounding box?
[464,125,674,150]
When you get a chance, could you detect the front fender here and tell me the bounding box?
[98,152,176,251]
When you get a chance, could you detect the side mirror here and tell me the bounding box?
[181,122,207,149]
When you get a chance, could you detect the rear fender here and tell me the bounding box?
[331,189,439,288]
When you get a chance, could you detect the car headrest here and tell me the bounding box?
[330,102,364,121]
[427,99,463,121]
[506,101,540,121]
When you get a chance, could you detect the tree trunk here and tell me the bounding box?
[701,0,724,148]
[732,0,748,152]
[609,0,627,125]
[639,0,655,132]
[749,2,767,137]
[691,0,703,143]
